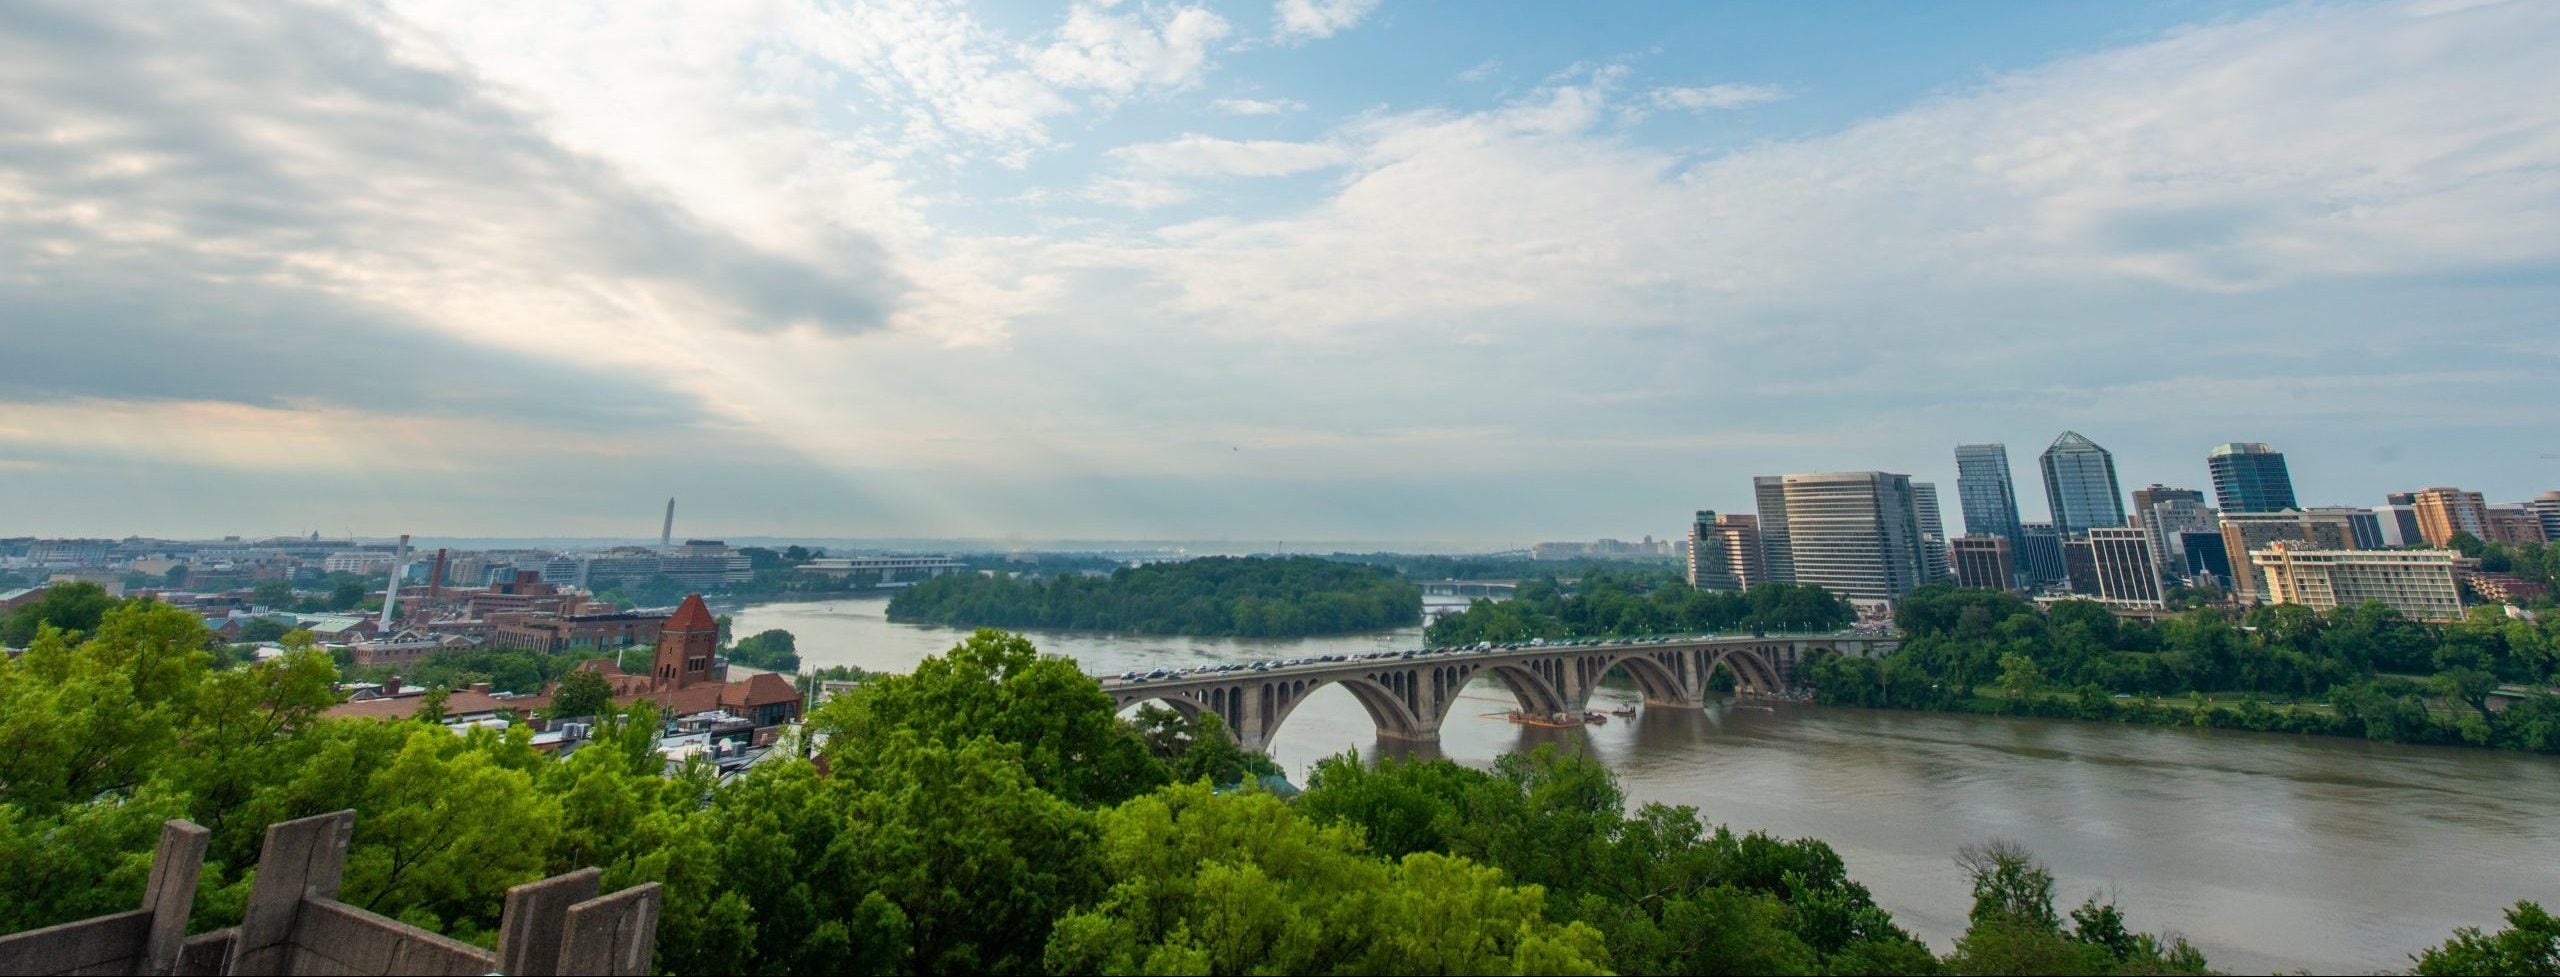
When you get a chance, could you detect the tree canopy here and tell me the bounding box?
[1425,574,1855,645]
[887,556,1422,638]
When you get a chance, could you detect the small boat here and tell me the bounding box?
[1582,711,1609,725]
[1610,706,1636,718]
[1497,710,1586,729]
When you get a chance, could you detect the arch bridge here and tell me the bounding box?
[1101,632,1896,752]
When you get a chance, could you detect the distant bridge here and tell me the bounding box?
[1100,632,1897,751]
[1415,579,1522,599]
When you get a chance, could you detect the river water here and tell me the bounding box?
[735,596,2560,974]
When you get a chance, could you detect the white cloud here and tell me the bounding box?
[1076,1,2560,343]
[1275,0,1381,43]
[1032,2,1231,97]
[1110,134,1351,177]
[1649,82,1789,111]
[1457,58,1503,82]
[1211,97,1307,115]
[1083,176,1197,210]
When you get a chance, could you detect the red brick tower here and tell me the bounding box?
[651,594,720,691]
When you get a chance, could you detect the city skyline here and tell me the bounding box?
[7,0,2560,540]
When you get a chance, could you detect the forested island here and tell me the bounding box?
[1803,585,2560,754]
[886,555,1422,637]
[9,602,2556,974]
[1425,573,1858,645]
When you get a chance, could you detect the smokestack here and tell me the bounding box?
[427,548,448,601]
[661,498,676,548]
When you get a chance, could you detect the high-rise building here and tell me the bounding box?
[2375,504,2424,547]
[2486,505,2550,545]
[1952,535,2016,591]
[1955,442,2025,548]
[2178,530,2232,585]
[2039,432,2125,538]
[1687,511,1764,592]
[1752,476,1795,585]
[2220,509,2362,599]
[2533,491,2560,542]
[1912,482,1950,582]
[2062,539,2100,597]
[2252,542,2464,622]
[2408,487,2489,548]
[2306,507,2387,550]
[2129,484,2206,522]
[1752,471,1930,602]
[2143,499,2218,575]
[2086,527,2165,607]
[2018,522,2066,588]
[2206,443,2297,513]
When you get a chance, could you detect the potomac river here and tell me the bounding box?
[735,595,2560,975]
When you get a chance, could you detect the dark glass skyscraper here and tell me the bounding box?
[1954,443,2024,543]
[2039,431,2125,537]
[2206,442,2297,513]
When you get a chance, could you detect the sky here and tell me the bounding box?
[3,0,2557,545]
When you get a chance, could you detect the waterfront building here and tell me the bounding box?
[519,594,804,730]
[2252,543,2464,622]
[2409,487,2489,547]
[2063,539,2100,597]
[1686,511,1763,591]
[2306,506,2387,550]
[2039,431,2126,537]
[1913,482,1951,583]
[2206,442,2298,513]
[797,555,965,584]
[2129,484,2206,521]
[2375,504,2425,547]
[1752,476,1796,584]
[1952,535,2016,591]
[2018,522,2067,588]
[493,610,666,654]
[2086,527,2166,608]
[2177,530,2232,585]
[2221,509,2363,600]
[2485,505,2550,545]
[2143,498,2218,575]
[1954,442,2025,546]
[1751,471,1930,602]
[2465,572,2550,606]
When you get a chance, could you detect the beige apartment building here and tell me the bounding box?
[2408,487,2489,548]
[2252,542,2464,622]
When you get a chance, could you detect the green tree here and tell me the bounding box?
[2413,901,2560,976]
[810,629,1167,807]
[547,668,615,719]
[0,581,120,645]
[250,579,297,609]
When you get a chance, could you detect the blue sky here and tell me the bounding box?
[1,0,2555,543]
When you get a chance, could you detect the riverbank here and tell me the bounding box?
[732,596,2560,973]
[1808,677,2560,754]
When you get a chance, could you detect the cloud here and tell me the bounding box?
[8,0,2560,538]
[1457,58,1503,83]
[1033,2,1231,97]
[1082,176,1198,210]
[0,1,904,361]
[1110,135,1352,177]
[1648,83,1789,111]
[1211,97,1307,115]
[1274,0,1381,43]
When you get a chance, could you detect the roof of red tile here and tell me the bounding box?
[664,593,717,632]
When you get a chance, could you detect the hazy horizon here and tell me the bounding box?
[6,0,2557,540]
